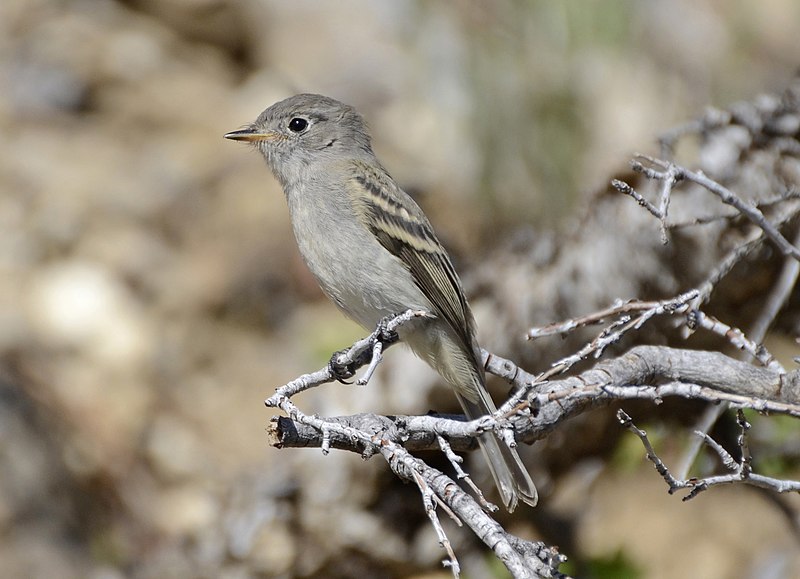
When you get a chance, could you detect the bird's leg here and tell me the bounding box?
[374,313,400,346]
[328,314,402,384]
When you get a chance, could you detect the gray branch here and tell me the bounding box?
[270,345,800,454]
[619,409,800,498]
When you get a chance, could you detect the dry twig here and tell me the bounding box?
[618,409,800,499]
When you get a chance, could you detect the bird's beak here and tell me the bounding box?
[223,127,279,142]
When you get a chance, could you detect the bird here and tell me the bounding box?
[224,93,537,511]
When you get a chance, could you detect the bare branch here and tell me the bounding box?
[631,155,800,262]
[617,410,684,489]
[619,409,800,499]
[269,345,800,454]
[666,191,800,230]
[437,434,497,511]
[528,291,699,383]
[611,179,662,220]
[265,309,429,401]
[677,219,800,475]
[409,468,461,577]
[380,442,569,578]
[526,291,698,340]
[265,310,569,578]
[688,310,783,371]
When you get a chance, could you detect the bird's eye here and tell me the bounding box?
[288,118,308,133]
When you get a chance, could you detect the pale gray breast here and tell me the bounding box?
[285,183,432,330]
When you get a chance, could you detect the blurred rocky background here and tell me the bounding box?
[1,1,799,578]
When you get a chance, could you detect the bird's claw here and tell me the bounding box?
[329,314,402,384]
[329,349,357,384]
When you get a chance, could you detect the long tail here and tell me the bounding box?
[455,389,538,512]
[403,324,537,510]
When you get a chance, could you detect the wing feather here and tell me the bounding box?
[349,161,478,363]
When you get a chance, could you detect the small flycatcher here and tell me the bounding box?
[225,94,537,511]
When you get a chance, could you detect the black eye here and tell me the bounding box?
[288,117,308,132]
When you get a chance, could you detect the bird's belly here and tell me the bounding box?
[293,218,430,330]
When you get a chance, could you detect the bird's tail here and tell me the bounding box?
[455,388,538,512]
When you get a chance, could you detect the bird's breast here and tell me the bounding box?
[286,190,431,330]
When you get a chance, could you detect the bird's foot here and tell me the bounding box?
[329,314,403,384]
[329,349,358,384]
[375,314,400,346]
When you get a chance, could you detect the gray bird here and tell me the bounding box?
[225,94,537,511]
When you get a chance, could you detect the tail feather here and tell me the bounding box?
[404,324,537,510]
[456,390,538,512]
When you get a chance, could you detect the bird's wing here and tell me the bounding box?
[348,160,478,360]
